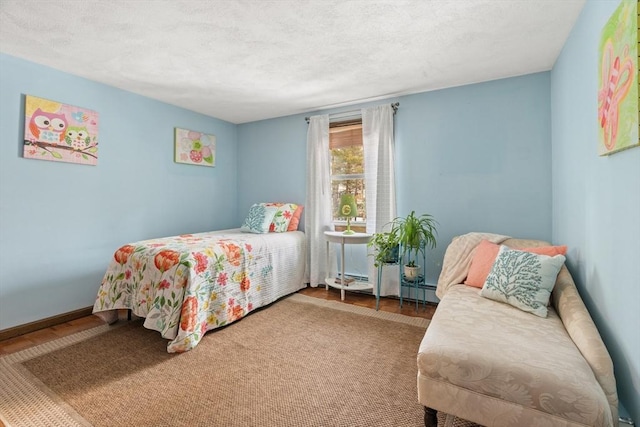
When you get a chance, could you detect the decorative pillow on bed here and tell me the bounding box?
[480,245,565,317]
[287,205,304,231]
[263,202,299,232]
[240,203,280,234]
[465,240,567,288]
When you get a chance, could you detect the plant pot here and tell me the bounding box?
[383,245,399,264]
[404,264,420,281]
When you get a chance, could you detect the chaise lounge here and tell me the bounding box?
[417,232,618,427]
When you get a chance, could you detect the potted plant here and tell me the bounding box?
[404,260,420,280]
[390,211,437,280]
[368,231,400,268]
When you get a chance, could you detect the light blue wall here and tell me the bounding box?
[0,53,238,330]
[237,114,308,216]
[551,0,640,420]
[237,73,553,287]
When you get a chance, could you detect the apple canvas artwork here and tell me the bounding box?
[174,127,216,167]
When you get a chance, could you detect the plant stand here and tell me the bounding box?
[399,242,437,311]
[376,259,399,311]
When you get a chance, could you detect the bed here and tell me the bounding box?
[93,228,306,352]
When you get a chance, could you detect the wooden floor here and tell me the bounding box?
[300,286,436,319]
[0,286,436,356]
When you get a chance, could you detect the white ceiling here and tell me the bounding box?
[0,0,584,124]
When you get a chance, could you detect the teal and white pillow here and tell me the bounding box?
[480,245,566,317]
[240,203,279,234]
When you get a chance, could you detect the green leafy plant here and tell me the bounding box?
[390,211,438,266]
[367,231,400,267]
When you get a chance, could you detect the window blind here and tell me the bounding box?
[329,122,363,149]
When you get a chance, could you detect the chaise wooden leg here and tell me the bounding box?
[424,406,437,427]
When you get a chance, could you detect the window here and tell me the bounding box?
[330,119,366,230]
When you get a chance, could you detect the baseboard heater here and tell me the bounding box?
[336,273,439,304]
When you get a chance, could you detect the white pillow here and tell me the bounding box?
[480,245,565,317]
[240,203,279,234]
[266,202,299,232]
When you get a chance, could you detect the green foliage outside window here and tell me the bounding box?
[331,145,366,222]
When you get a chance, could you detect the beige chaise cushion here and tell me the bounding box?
[417,285,613,427]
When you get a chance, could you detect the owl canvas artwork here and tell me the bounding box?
[23,95,99,165]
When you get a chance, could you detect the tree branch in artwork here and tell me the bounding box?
[24,139,98,159]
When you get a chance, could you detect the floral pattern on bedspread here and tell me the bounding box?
[94,231,278,352]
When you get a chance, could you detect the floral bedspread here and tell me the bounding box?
[93,229,305,352]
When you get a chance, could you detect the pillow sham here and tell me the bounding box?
[240,203,280,234]
[265,202,298,232]
[287,205,304,231]
[480,245,566,317]
[465,240,567,288]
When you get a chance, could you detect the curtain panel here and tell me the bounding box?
[304,115,335,287]
[363,104,398,296]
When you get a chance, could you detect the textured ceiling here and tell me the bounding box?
[0,0,584,124]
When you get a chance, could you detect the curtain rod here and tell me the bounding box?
[305,102,399,123]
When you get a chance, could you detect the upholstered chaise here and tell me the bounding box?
[417,233,618,427]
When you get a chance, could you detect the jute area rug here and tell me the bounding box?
[0,293,429,427]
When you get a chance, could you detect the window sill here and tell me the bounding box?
[333,224,367,233]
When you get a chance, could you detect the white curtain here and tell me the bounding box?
[304,114,335,287]
[363,104,398,296]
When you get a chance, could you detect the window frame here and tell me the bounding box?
[329,118,366,232]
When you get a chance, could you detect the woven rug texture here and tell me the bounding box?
[437,411,483,427]
[0,293,429,427]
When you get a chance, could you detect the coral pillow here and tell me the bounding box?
[287,205,304,231]
[465,240,567,288]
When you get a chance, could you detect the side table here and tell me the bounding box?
[324,231,373,301]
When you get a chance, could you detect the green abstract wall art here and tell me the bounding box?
[598,0,639,156]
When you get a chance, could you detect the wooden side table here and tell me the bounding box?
[324,231,373,301]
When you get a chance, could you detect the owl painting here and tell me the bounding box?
[65,126,91,149]
[24,95,99,165]
[29,108,68,143]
